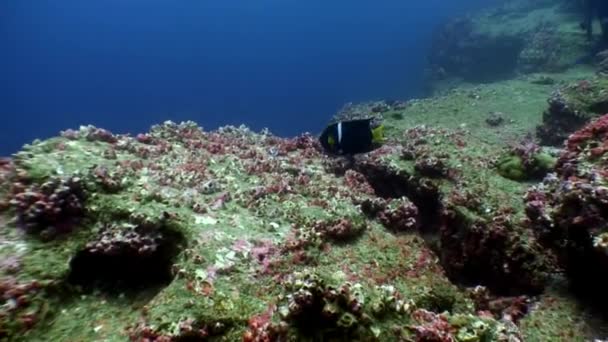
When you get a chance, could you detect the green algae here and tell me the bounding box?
[520,287,605,341]
[496,151,556,181]
[0,102,581,341]
[0,123,592,340]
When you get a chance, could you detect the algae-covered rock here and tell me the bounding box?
[526,115,608,306]
[537,77,608,145]
[427,0,589,87]
[496,149,556,181]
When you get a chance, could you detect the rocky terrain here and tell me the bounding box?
[3,0,608,341]
[427,0,590,87]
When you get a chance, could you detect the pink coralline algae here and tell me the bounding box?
[136,133,156,145]
[0,278,46,337]
[0,159,15,211]
[440,206,548,294]
[312,218,367,241]
[91,165,132,192]
[525,114,608,297]
[85,223,163,257]
[564,113,608,155]
[536,80,608,146]
[242,306,287,342]
[61,125,118,144]
[410,309,454,342]
[343,169,376,195]
[251,240,280,274]
[377,198,420,232]
[0,158,13,181]
[468,286,530,323]
[9,176,85,238]
[0,256,21,275]
[128,318,227,342]
[358,197,419,232]
[268,133,320,157]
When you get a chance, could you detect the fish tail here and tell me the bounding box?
[371,125,384,144]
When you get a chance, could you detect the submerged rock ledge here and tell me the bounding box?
[1,106,607,340]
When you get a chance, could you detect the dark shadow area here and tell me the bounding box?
[354,160,443,234]
[347,159,546,297]
[589,100,608,114]
[67,227,184,297]
[561,245,608,318]
[440,208,547,297]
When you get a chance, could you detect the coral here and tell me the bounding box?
[0,158,14,211]
[90,164,133,192]
[369,284,412,317]
[358,197,388,218]
[8,176,86,238]
[526,114,608,301]
[278,271,368,338]
[0,158,13,184]
[409,309,454,341]
[0,256,21,275]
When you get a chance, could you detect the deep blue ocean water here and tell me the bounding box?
[1,0,493,156]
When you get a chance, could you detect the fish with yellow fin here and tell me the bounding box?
[319,118,384,155]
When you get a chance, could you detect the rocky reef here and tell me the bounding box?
[4,0,608,340]
[526,114,608,304]
[0,102,604,340]
[537,77,608,145]
[496,139,556,181]
[427,0,589,89]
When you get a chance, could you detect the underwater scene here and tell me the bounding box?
[3,0,608,340]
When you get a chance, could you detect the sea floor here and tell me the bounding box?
[2,65,608,341]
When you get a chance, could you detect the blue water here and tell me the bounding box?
[1,0,492,156]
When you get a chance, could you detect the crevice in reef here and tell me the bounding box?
[589,100,608,115]
[440,207,548,297]
[67,223,184,296]
[352,159,546,297]
[353,160,443,235]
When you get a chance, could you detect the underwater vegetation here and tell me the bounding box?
[4,0,608,341]
[0,103,605,340]
[526,114,608,303]
[495,141,556,181]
